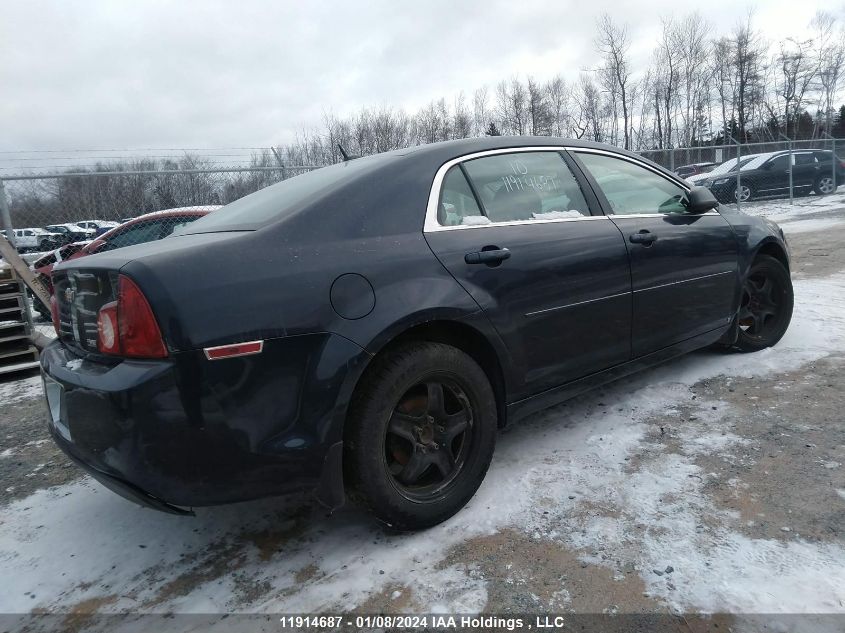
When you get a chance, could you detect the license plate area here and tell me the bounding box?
[42,374,71,441]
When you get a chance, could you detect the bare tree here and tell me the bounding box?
[545,75,570,137]
[676,13,711,145]
[573,74,605,142]
[452,93,472,139]
[495,78,528,135]
[731,14,766,141]
[596,14,633,149]
[653,17,679,148]
[813,11,845,135]
[527,76,553,136]
[775,37,819,137]
[472,87,490,137]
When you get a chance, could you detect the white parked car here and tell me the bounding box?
[76,220,120,236]
[685,153,771,186]
[2,227,63,252]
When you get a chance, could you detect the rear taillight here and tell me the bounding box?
[96,275,167,358]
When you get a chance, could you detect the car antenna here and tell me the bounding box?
[337,144,359,162]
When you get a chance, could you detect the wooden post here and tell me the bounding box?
[0,233,52,311]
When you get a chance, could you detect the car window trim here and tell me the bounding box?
[424,146,715,232]
[425,146,610,232]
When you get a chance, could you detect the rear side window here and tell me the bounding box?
[794,153,816,166]
[462,152,589,222]
[438,167,485,226]
[101,221,163,251]
[160,215,199,237]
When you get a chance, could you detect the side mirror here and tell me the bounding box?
[686,186,719,213]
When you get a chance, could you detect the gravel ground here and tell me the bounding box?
[1,200,844,632]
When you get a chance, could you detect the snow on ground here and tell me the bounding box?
[779,217,845,234]
[0,373,41,406]
[2,200,844,621]
[737,190,845,224]
[2,271,845,619]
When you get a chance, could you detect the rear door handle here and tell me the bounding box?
[629,230,657,245]
[465,247,511,265]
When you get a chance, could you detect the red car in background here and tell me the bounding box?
[32,206,220,318]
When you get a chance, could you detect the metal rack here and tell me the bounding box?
[0,265,39,376]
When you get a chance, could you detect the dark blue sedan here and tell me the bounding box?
[42,137,793,529]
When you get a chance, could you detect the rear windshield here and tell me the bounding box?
[177,154,390,233]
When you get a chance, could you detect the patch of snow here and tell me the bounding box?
[65,359,83,371]
[532,210,584,220]
[643,274,845,386]
[460,216,491,226]
[1,274,845,616]
[737,190,845,223]
[0,374,42,405]
[780,218,845,235]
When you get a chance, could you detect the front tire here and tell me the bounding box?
[345,342,497,530]
[734,184,754,203]
[814,175,837,196]
[734,255,793,353]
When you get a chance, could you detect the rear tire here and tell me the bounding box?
[733,255,793,353]
[345,341,497,530]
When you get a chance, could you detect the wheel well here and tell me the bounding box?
[367,321,509,428]
[756,242,789,272]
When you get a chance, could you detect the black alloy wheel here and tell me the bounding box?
[345,342,497,530]
[385,380,473,500]
[735,255,793,352]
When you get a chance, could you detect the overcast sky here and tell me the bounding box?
[0,0,840,154]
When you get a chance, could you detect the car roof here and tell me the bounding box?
[178,137,686,239]
[128,205,223,221]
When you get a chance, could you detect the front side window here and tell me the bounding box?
[767,155,790,171]
[462,152,589,222]
[576,152,689,215]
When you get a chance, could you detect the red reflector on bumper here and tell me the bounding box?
[203,340,264,360]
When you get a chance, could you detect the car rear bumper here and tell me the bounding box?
[40,333,369,510]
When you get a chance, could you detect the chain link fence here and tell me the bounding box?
[0,161,319,326]
[0,164,318,252]
[640,137,842,209]
[1,139,843,329]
